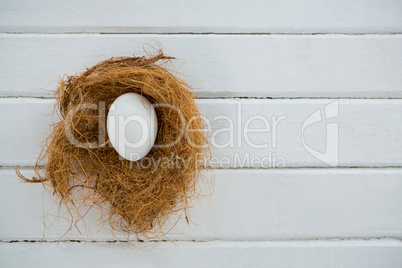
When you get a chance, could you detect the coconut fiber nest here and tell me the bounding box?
[17,51,210,239]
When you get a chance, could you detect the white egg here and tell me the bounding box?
[107,93,158,161]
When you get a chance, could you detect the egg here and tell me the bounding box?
[107,93,158,161]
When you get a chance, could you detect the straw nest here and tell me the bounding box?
[17,52,210,239]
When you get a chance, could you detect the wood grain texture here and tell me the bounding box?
[1,34,402,98]
[1,98,401,167]
[2,168,402,241]
[1,0,401,263]
[1,0,402,33]
[1,240,402,268]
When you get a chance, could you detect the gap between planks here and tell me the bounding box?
[1,238,401,244]
[2,32,402,35]
[4,166,402,170]
[2,96,402,100]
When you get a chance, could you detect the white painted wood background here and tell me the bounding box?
[1,1,402,267]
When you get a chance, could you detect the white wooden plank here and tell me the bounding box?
[1,34,402,98]
[1,0,402,33]
[1,98,401,167]
[1,168,402,240]
[1,240,402,268]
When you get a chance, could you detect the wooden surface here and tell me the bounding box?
[1,168,402,241]
[1,98,401,167]
[1,34,402,98]
[1,0,402,33]
[1,240,402,268]
[1,1,401,267]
